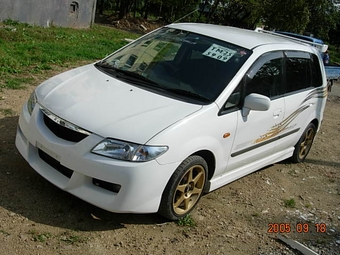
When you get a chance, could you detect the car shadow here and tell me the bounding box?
[0,116,167,232]
[304,158,340,168]
[277,157,340,168]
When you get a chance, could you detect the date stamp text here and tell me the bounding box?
[267,223,327,233]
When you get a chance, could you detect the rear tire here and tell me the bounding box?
[291,123,316,163]
[327,80,333,92]
[158,155,208,220]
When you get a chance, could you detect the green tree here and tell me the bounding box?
[261,0,310,33]
[328,5,340,47]
[96,0,116,15]
[305,0,338,40]
[261,0,338,40]
[224,0,262,28]
[197,0,262,28]
[94,0,340,43]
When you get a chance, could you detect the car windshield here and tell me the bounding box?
[98,27,252,103]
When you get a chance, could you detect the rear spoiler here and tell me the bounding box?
[255,28,328,53]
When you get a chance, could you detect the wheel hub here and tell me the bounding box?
[184,182,194,197]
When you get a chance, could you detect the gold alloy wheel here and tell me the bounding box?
[298,126,315,159]
[172,164,206,215]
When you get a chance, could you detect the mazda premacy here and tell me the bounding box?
[16,23,327,220]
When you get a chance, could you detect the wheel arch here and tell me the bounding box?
[311,118,319,130]
[190,150,216,181]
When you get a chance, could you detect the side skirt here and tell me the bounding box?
[208,147,294,192]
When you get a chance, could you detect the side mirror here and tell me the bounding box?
[242,93,270,117]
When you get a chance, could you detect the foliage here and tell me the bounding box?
[60,232,87,244]
[28,230,52,242]
[97,0,200,22]
[304,0,338,40]
[203,0,262,28]
[261,0,310,32]
[95,0,340,42]
[283,198,296,208]
[177,214,196,227]
[328,6,340,47]
[0,229,10,236]
[27,230,87,244]
[328,45,340,64]
[0,109,16,116]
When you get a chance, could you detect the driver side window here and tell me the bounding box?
[223,51,283,112]
[245,52,283,99]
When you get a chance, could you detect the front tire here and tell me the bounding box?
[291,123,316,163]
[158,155,208,220]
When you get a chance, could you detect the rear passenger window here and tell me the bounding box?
[285,51,314,93]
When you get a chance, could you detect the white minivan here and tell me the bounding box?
[16,23,327,220]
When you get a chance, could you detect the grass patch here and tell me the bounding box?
[283,198,296,208]
[0,20,138,89]
[28,230,52,242]
[3,77,32,89]
[27,229,87,245]
[0,229,10,236]
[316,238,327,244]
[177,214,196,227]
[60,233,87,244]
[0,108,16,116]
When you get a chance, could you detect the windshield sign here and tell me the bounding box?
[203,44,237,62]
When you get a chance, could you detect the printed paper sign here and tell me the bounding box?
[203,44,237,62]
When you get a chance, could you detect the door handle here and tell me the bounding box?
[273,109,282,118]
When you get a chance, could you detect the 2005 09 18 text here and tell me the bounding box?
[267,223,327,233]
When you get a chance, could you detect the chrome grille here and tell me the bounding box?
[41,107,90,143]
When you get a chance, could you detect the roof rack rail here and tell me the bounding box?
[255,27,328,53]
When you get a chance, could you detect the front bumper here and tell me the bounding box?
[15,103,177,213]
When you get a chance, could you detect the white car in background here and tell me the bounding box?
[16,23,327,220]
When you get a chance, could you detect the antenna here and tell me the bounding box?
[173,8,199,23]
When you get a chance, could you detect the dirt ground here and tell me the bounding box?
[0,68,339,255]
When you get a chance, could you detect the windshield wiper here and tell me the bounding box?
[95,62,162,88]
[95,62,118,74]
[165,88,210,102]
[115,69,163,88]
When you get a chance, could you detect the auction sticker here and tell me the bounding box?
[203,44,236,62]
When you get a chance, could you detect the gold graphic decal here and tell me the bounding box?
[255,105,308,143]
[255,87,327,144]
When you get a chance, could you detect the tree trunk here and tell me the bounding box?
[118,0,131,19]
[143,0,149,20]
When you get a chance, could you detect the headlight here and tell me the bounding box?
[27,91,37,115]
[91,139,168,162]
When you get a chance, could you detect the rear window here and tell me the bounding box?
[285,51,322,93]
[311,54,323,87]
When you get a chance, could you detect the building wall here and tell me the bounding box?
[0,0,97,28]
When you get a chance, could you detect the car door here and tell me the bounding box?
[224,51,285,172]
[275,51,325,152]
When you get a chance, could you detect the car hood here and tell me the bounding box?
[36,64,202,144]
